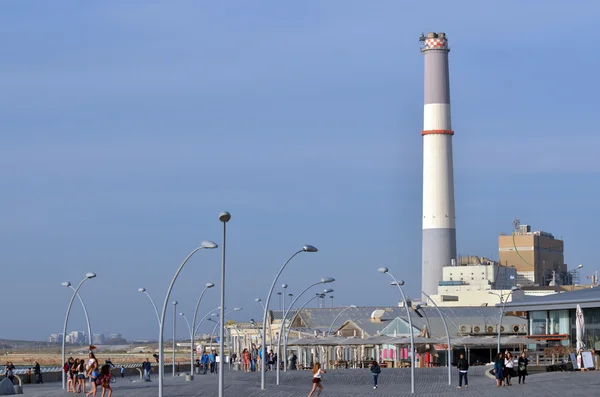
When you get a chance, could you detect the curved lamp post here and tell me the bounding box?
[189,282,214,377]
[378,267,415,394]
[284,292,331,343]
[218,211,231,397]
[207,308,243,350]
[249,319,262,344]
[194,308,220,335]
[61,272,96,390]
[157,240,218,397]
[261,245,318,390]
[179,313,193,375]
[492,286,519,353]
[327,305,358,335]
[61,282,92,345]
[276,278,335,384]
[415,288,452,386]
[138,288,161,327]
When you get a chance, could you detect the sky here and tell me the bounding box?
[1,1,599,341]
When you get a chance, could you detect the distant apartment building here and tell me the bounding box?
[92,334,105,344]
[48,333,62,343]
[499,223,567,287]
[62,331,86,344]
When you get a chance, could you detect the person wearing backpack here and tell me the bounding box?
[369,360,381,389]
[457,353,469,388]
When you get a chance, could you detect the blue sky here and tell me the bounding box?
[1,1,599,341]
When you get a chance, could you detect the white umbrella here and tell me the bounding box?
[576,304,586,353]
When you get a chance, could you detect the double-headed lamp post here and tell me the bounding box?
[138,288,161,327]
[61,282,93,346]
[261,245,318,390]
[157,240,218,397]
[276,278,335,384]
[490,286,519,353]
[378,267,415,394]
[61,272,96,390]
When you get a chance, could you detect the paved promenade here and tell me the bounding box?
[17,366,600,397]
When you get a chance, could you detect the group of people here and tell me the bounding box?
[64,352,113,397]
[234,344,298,373]
[493,351,529,387]
[195,350,219,374]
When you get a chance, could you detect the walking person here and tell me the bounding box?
[369,360,381,389]
[504,352,514,386]
[289,351,298,371]
[242,348,251,372]
[85,352,100,397]
[250,345,258,372]
[142,358,151,381]
[120,366,125,378]
[493,353,504,387]
[98,364,113,397]
[517,352,529,384]
[457,353,469,388]
[33,361,43,384]
[201,353,209,375]
[307,362,326,397]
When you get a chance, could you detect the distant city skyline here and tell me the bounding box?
[1,2,599,340]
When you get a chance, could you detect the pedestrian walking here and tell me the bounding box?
[504,352,514,386]
[33,361,43,384]
[457,353,469,388]
[517,352,529,384]
[369,360,381,389]
[98,364,112,397]
[307,362,326,397]
[493,353,504,387]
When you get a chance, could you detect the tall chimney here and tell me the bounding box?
[420,32,457,298]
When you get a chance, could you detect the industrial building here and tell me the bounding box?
[499,222,567,286]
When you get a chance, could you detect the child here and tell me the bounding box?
[99,364,112,397]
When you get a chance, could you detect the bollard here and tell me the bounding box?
[14,385,23,394]
[185,375,193,382]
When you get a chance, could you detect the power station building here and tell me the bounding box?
[499,223,567,287]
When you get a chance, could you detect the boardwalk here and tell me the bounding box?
[18,366,600,397]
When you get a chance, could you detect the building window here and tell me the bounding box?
[530,311,547,335]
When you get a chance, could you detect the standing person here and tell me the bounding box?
[517,352,529,384]
[98,364,113,397]
[242,348,251,372]
[208,350,216,374]
[77,358,87,393]
[267,350,275,371]
[142,358,151,381]
[85,352,99,397]
[493,353,504,387]
[4,362,15,384]
[369,360,381,389]
[201,353,209,375]
[504,352,514,386]
[72,359,80,392]
[120,366,125,378]
[457,353,469,389]
[250,345,258,372]
[289,351,298,371]
[34,361,43,384]
[307,362,326,397]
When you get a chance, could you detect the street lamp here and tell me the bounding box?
[276,278,335,383]
[284,292,330,343]
[157,240,218,397]
[207,308,242,350]
[327,305,358,335]
[61,282,92,346]
[414,288,452,386]
[261,245,318,390]
[179,313,193,375]
[61,272,96,390]
[218,211,231,397]
[189,282,215,378]
[492,286,519,353]
[194,309,219,335]
[138,288,161,327]
[172,301,178,376]
[378,267,414,394]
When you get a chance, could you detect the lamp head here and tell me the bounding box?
[85,272,97,279]
[302,245,318,253]
[487,291,494,295]
[255,298,261,303]
[206,282,215,288]
[319,293,326,298]
[320,277,335,284]
[218,211,231,223]
[511,286,519,291]
[579,264,584,269]
[277,292,282,295]
[282,284,288,289]
[350,305,358,308]
[179,313,184,316]
[62,282,71,288]
[288,293,293,297]
[233,308,242,312]
[377,267,389,274]
[173,301,178,305]
[200,241,218,249]
[138,287,146,292]
[323,288,334,294]
[390,280,405,286]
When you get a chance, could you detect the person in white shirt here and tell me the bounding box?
[308,362,326,397]
[504,351,514,386]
